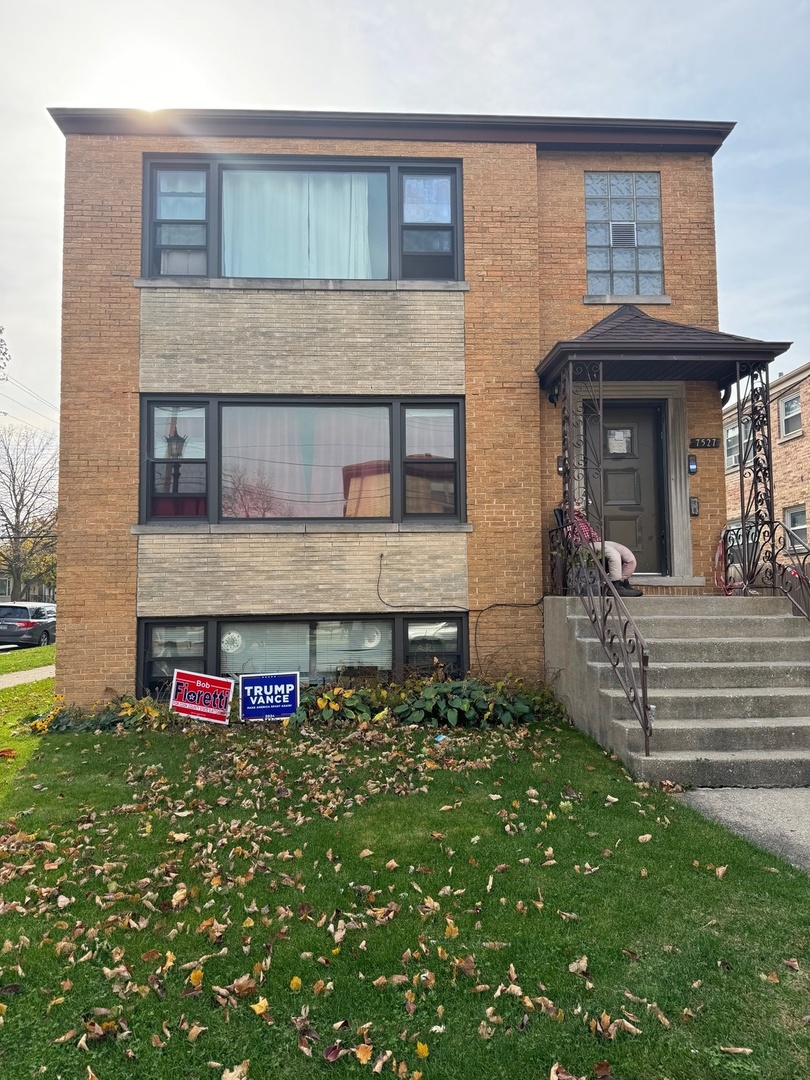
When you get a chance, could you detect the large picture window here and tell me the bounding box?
[146,158,462,281]
[140,614,466,697]
[143,396,464,523]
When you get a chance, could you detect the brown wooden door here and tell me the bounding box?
[588,404,666,574]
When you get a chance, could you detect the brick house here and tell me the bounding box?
[51,108,805,784]
[724,361,810,545]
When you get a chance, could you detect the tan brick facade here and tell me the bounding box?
[54,113,739,703]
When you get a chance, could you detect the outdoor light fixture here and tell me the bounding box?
[557,455,564,476]
[164,430,188,459]
[688,454,698,475]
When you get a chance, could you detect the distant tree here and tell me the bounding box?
[221,464,291,518]
[0,426,58,600]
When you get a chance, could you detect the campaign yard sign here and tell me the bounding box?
[170,670,234,725]
[240,672,300,722]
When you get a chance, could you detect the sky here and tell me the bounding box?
[1,0,808,431]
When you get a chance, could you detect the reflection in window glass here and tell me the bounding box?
[406,620,461,674]
[152,407,206,459]
[218,620,392,684]
[785,506,807,545]
[781,394,802,437]
[404,407,456,515]
[147,623,205,695]
[402,175,452,223]
[221,405,390,519]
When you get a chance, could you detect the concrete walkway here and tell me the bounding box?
[680,788,810,872]
[0,665,55,690]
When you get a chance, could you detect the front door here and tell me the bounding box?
[587,403,667,574]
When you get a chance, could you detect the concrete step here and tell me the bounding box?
[628,749,810,788]
[581,635,810,664]
[614,595,795,615]
[592,660,810,690]
[604,686,810,721]
[573,613,810,639]
[615,716,810,754]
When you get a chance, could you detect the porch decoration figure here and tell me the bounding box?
[571,506,643,597]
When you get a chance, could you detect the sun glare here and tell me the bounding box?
[76,43,219,111]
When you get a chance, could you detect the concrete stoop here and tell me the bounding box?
[544,595,810,787]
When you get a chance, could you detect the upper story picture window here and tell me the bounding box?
[779,392,802,438]
[143,396,464,524]
[146,158,462,282]
[585,172,663,296]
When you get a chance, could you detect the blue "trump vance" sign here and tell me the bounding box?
[239,672,300,722]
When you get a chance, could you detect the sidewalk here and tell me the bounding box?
[0,665,55,690]
[680,788,810,872]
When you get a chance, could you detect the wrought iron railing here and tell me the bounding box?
[550,525,653,755]
[551,356,654,755]
[721,518,810,620]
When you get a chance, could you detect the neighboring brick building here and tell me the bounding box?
[724,361,810,544]
[49,108,790,705]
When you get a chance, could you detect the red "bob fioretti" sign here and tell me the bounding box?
[169,669,235,725]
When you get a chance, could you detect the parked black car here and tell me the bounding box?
[0,603,56,647]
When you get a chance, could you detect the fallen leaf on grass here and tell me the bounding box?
[250,997,270,1015]
[188,1022,208,1042]
[719,1047,753,1055]
[760,972,779,983]
[0,749,17,758]
[549,1066,586,1080]
[784,958,800,971]
[416,1042,429,1058]
[222,1062,250,1080]
[638,834,652,843]
[359,849,374,859]
[355,1043,374,1064]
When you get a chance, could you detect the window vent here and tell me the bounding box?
[610,222,637,247]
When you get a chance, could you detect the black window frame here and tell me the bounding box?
[143,155,463,282]
[138,613,467,699]
[140,394,466,525]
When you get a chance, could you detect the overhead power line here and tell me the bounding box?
[5,376,59,413]
[0,392,59,427]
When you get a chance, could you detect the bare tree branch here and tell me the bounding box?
[0,425,58,599]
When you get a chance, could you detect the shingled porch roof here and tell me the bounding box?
[536,305,791,394]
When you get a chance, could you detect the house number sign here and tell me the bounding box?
[689,438,720,449]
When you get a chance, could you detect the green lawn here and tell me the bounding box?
[0,643,55,675]
[0,677,52,802]
[0,717,807,1080]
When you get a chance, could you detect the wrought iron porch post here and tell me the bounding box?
[735,360,774,589]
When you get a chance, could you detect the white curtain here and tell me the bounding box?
[222,170,373,278]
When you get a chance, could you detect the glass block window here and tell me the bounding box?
[585,172,663,296]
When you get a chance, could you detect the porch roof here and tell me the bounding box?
[536,306,792,394]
